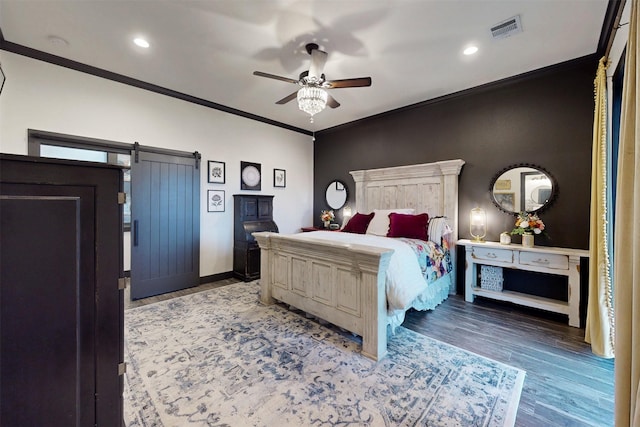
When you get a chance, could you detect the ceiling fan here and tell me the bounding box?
[253,43,372,122]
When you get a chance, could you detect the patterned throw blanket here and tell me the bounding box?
[397,238,452,283]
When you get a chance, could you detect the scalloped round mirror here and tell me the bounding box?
[490,165,556,214]
[325,180,348,210]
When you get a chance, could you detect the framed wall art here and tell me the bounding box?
[207,189,225,212]
[494,193,515,212]
[494,179,511,191]
[273,169,286,188]
[208,160,225,184]
[240,161,261,191]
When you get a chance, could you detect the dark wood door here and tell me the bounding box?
[0,155,123,427]
[1,195,94,426]
[131,151,200,299]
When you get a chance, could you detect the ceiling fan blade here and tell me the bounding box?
[253,71,299,85]
[326,94,340,109]
[308,48,328,80]
[275,91,298,105]
[326,77,372,88]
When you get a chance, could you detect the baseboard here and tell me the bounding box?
[124,271,234,284]
[200,271,234,284]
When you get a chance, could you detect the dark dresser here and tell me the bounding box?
[233,194,278,281]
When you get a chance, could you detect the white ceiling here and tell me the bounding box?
[0,0,609,133]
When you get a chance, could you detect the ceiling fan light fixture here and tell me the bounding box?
[297,86,328,121]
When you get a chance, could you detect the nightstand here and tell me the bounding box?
[300,226,340,232]
[457,239,589,327]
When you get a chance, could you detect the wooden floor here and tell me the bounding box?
[403,296,615,427]
[126,279,614,427]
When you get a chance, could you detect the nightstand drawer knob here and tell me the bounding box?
[532,258,550,264]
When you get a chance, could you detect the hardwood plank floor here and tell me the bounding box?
[403,296,614,427]
[126,279,614,426]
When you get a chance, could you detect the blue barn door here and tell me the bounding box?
[131,150,200,299]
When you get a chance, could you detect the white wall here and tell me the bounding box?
[0,51,314,276]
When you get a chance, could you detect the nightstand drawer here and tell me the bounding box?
[471,246,513,264]
[519,251,568,270]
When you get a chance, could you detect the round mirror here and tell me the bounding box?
[325,180,348,210]
[489,164,556,214]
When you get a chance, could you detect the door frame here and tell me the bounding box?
[27,129,202,285]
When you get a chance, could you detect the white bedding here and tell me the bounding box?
[290,231,437,313]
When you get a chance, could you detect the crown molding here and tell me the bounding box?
[0,36,312,137]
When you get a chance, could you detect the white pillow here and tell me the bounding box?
[366,208,415,236]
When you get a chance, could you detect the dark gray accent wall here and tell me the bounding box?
[314,55,597,250]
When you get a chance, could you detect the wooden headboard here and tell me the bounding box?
[349,159,465,243]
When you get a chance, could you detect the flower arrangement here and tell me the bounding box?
[510,212,545,235]
[320,209,335,223]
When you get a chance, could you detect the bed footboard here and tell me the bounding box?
[253,232,394,360]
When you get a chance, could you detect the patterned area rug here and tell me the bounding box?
[125,282,525,427]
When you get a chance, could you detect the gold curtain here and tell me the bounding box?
[586,57,615,358]
[615,0,640,424]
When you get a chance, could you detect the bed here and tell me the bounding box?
[253,159,465,360]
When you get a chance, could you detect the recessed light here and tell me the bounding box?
[47,35,69,47]
[133,38,150,48]
[463,46,478,55]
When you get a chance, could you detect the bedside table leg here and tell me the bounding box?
[567,255,581,327]
[465,246,475,302]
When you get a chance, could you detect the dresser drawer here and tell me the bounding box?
[472,246,513,264]
[519,251,568,270]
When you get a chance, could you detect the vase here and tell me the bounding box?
[499,232,511,245]
[323,220,330,229]
[522,232,534,248]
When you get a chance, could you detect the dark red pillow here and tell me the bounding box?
[387,213,429,240]
[342,212,375,234]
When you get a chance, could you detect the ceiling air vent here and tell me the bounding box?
[490,15,522,39]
